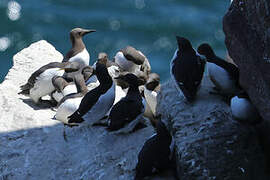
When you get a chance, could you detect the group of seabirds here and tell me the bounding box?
[18,27,262,179]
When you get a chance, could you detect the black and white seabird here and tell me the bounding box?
[62,28,96,66]
[107,73,145,133]
[197,43,241,97]
[51,65,94,102]
[67,62,116,125]
[170,36,206,101]
[114,46,151,76]
[54,73,90,124]
[143,73,160,126]
[19,61,82,104]
[135,120,173,180]
[230,92,262,125]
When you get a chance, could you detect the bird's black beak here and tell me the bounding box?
[81,29,96,36]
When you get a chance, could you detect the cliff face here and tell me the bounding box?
[0,41,176,180]
[223,0,270,122]
[156,78,269,180]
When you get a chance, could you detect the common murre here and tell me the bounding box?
[170,36,205,102]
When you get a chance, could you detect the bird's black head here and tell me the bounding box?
[145,73,160,91]
[197,43,215,59]
[115,73,140,87]
[176,36,193,52]
[81,66,94,81]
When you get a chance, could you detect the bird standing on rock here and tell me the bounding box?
[170,36,205,102]
[62,28,96,66]
[114,46,151,78]
[19,61,82,105]
[135,120,174,180]
[51,65,94,103]
[54,72,90,125]
[67,62,116,125]
[107,73,145,133]
[197,43,241,99]
[143,72,160,127]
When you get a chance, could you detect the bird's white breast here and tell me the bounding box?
[114,86,128,105]
[82,83,116,125]
[55,97,83,124]
[115,51,140,73]
[52,84,77,102]
[143,87,158,115]
[30,68,64,103]
[207,62,236,94]
[230,96,260,121]
[69,48,90,66]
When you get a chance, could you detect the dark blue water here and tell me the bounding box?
[0,0,230,82]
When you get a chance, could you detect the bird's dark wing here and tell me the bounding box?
[57,93,84,107]
[62,49,75,62]
[20,62,62,92]
[121,46,145,65]
[68,87,100,124]
[214,56,239,81]
[108,98,143,130]
[76,87,101,115]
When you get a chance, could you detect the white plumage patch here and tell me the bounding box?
[230,96,260,121]
[115,51,140,73]
[113,86,128,105]
[207,62,237,94]
[68,48,90,66]
[55,97,83,124]
[52,84,77,102]
[82,83,116,125]
[143,87,157,115]
[30,68,64,103]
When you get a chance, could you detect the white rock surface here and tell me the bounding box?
[0,40,175,180]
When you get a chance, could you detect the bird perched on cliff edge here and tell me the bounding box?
[114,46,151,79]
[67,62,116,125]
[51,65,94,103]
[62,28,96,66]
[19,61,82,105]
[135,120,174,180]
[143,72,160,127]
[107,73,146,133]
[170,36,205,102]
[197,43,241,100]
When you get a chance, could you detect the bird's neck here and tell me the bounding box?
[72,38,85,50]
[127,85,140,98]
[209,56,231,70]
[99,77,113,94]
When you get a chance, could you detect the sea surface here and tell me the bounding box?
[0,0,230,82]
